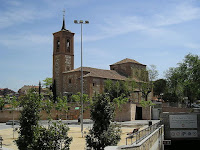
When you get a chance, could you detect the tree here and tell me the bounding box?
[165,53,200,104]
[55,96,69,119]
[136,65,158,101]
[86,94,121,150]
[0,97,5,110]
[15,90,41,150]
[32,121,72,150]
[147,65,158,82]
[43,77,52,89]
[153,79,167,97]
[71,92,92,110]
[16,90,72,150]
[7,96,20,139]
[104,80,130,102]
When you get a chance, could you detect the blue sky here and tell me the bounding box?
[1,0,200,92]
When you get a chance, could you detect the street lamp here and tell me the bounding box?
[74,20,89,137]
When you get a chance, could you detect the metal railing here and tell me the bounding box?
[126,121,162,145]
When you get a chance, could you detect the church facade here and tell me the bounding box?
[52,18,152,102]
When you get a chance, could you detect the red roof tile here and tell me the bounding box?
[110,58,146,66]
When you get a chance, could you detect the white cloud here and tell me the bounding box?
[0,34,51,48]
[82,1,200,42]
[154,2,200,27]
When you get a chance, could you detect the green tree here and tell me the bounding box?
[7,96,20,139]
[71,92,92,110]
[15,90,41,150]
[153,79,167,97]
[165,53,200,104]
[32,121,72,150]
[43,77,52,89]
[136,65,158,101]
[0,97,5,110]
[55,96,69,119]
[86,94,121,150]
[16,90,72,150]
[104,80,130,102]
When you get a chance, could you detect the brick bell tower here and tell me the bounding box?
[53,13,75,96]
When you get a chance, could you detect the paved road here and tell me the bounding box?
[0,147,13,150]
[0,119,160,130]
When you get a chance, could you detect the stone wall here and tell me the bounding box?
[0,103,137,123]
[115,103,136,122]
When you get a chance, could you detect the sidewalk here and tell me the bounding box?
[0,147,13,150]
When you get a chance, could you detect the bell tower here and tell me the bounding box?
[53,12,75,96]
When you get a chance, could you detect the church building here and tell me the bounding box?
[52,16,151,102]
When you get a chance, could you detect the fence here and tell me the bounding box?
[126,121,162,145]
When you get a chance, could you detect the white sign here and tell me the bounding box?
[170,130,198,138]
[169,115,197,128]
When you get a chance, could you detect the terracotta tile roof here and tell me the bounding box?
[110,58,146,66]
[65,67,127,80]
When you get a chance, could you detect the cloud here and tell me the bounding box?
[0,34,51,49]
[81,1,200,42]
[0,1,54,29]
[154,2,200,27]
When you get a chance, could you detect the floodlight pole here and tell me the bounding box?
[74,20,89,138]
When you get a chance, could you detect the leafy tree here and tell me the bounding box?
[147,65,158,83]
[32,121,72,150]
[6,96,20,138]
[15,90,41,150]
[16,90,72,150]
[153,79,167,97]
[86,94,121,150]
[43,77,52,88]
[136,65,158,101]
[55,96,69,119]
[41,98,54,127]
[137,82,152,101]
[165,53,200,104]
[140,100,155,108]
[0,97,5,110]
[104,80,130,102]
[71,92,92,110]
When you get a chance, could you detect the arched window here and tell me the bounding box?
[56,40,60,52]
[66,39,70,52]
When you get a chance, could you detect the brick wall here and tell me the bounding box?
[0,103,137,123]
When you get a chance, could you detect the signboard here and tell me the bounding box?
[170,130,198,138]
[169,115,197,128]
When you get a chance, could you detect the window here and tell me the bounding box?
[56,40,60,52]
[68,79,72,84]
[66,39,70,52]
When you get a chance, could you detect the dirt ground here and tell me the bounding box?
[0,125,143,150]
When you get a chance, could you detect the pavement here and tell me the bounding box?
[0,119,160,130]
[0,148,13,150]
[0,119,160,150]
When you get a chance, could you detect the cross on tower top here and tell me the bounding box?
[63,9,65,18]
[61,9,66,30]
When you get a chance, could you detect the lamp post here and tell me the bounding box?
[74,20,89,137]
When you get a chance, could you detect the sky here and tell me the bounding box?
[1,0,200,92]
